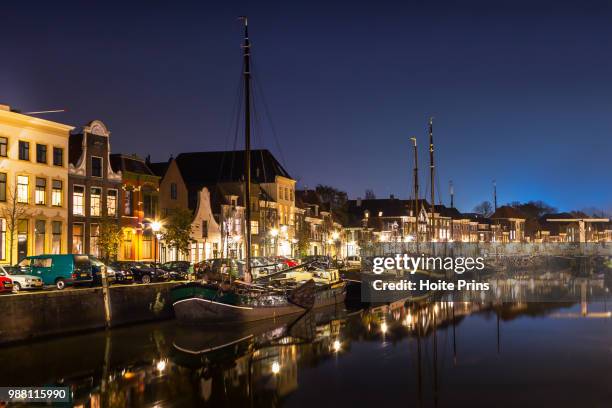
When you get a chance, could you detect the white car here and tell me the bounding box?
[0,265,44,292]
[344,256,361,268]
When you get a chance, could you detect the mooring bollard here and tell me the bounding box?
[101,265,112,328]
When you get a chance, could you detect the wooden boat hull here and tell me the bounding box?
[314,281,347,308]
[172,280,347,324]
[173,296,306,324]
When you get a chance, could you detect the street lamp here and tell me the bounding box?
[269,228,279,256]
[151,221,162,266]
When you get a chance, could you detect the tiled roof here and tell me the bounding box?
[174,149,291,186]
[110,154,157,176]
[148,161,171,178]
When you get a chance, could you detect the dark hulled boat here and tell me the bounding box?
[171,275,346,324]
[171,280,316,324]
[170,18,346,324]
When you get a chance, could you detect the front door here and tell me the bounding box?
[17,233,28,262]
[17,220,28,262]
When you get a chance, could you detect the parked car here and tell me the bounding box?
[89,257,125,286]
[0,265,43,292]
[302,255,334,269]
[17,254,93,289]
[111,261,168,284]
[112,265,134,284]
[89,257,115,286]
[160,261,191,280]
[344,255,361,268]
[0,270,13,294]
[276,256,299,268]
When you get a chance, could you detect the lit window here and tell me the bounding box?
[36,144,47,164]
[35,178,46,205]
[124,190,133,216]
[0,173,6,202]
[91,187,101,216]
[107,189,117,216]
[52,180,62,206]
[17,175,29,203]
[72,223,84,253]
[142,231,152,259]
[73,185,85,215]
[251,220,259,234]
[90,224,99,257]
[123,230,133,259]
[0,218,5,260]
[35,220,45,255]
[91,157,102,177]
[51,221,61,254]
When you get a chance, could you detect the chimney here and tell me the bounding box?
[390,194,395,199]
[0,104,10,112]
[356,197,362,207]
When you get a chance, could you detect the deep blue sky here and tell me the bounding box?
[1,0,611,213]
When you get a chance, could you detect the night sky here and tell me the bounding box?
[2,0,611,213]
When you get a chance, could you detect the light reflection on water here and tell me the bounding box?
[0,286,611,406]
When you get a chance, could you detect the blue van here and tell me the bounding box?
[17,254,94,289]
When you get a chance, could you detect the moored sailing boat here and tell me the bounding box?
[171,17,345,324]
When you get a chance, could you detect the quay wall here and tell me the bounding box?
[0,282,180,345]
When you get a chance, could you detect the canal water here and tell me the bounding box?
[0,298,610,407]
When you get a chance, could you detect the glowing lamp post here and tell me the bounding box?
[269,228,279,256]
[151,221,162,266]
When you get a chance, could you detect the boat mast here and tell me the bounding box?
[428,117,435,242]
[493,179,498,211]
[241,16,252,283]
[411,137,419,245]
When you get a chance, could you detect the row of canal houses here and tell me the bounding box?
[0,105,610,265]
[345,196,611,249]
[0,105,343,264]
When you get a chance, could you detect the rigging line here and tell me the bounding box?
[250,55,289,172]
[229,66,245,183]
[435,168,444,206]
[254,92,269,185]
[249,79,269,186]
[219,66,244,183]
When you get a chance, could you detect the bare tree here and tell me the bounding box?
[473,201,494,217]
[0,185,33,265]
